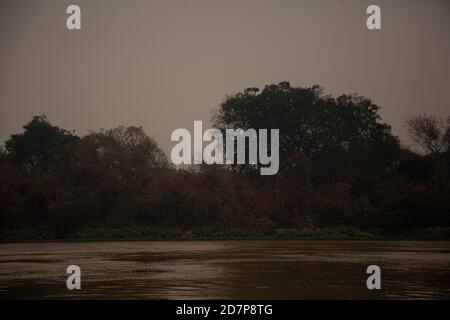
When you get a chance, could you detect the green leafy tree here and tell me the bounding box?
[213,82,400,182]
[5,115,79,170]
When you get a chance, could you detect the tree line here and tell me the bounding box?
[1,82,449,239]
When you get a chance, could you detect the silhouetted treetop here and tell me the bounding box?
[213,82,400,180]
[5,115,79,170]
[406,113,450,155]
[76,125,169,172]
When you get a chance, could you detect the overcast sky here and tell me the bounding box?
[1,0,449,154]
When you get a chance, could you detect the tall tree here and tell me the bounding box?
[76,126,168,172]
[213,82,400,182]
[5,115,79,170]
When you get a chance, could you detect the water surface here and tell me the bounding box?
[1,241,449,299]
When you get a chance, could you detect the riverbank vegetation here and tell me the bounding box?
[1,83,449,242]
[1,226,449,242]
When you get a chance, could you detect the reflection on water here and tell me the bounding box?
[0,241,449,299]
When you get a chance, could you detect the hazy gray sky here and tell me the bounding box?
[1,0,449,154]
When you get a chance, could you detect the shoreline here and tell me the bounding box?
[1,227,449,243]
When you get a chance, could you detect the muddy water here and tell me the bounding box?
[1,241,449,299]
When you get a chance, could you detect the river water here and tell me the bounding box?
[0,241,449,299]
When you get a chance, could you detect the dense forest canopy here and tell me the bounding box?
[214,82,400,182]
[1,83,449,240]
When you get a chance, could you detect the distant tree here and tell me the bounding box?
[107,126,168,169]
[213,82,400,182]
[67,126,169,226]
[406,113,450,186]
[76,125,168,171]
[406,113,450,155]
[5,115,79,170]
